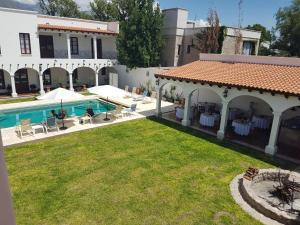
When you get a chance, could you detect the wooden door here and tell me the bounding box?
[39,35,54,58]
[15,69,29,93]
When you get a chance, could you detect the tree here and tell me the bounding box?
[274,0,300,57]
[194,9,220,53]
[246,24,272,55]
[90,0,118,21]
[39,0,81,18]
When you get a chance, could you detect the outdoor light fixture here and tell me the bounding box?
[155,78,160,86]
[39,64,42,72]
[223,88,229,98]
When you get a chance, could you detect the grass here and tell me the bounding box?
[0,97,36,104]
[5,118,290,225]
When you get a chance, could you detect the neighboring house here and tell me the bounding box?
[161,8,261,67]
[0,7,119,97]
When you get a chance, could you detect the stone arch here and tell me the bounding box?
[158,81,185,103]
[72,66,96,89]
[14,67,39,93]
[98,66,118,87]
[0,69,11,95]
[276,105,300,161]
[226,95,274,150]
[42,67,69,90]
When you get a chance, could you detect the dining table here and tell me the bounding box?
[175,107,184,120]
[232,120,252,136]
[199,113,219,127]
[252,115,271,129]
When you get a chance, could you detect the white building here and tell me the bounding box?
[161,8,261,67]
[0,7,119,97]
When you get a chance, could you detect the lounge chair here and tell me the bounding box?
[44,117,59,133]
[142,91,157,104]
[17,119,34,138]
[109,105,123,119]
[122,103,137,117]
[133,91,148,101]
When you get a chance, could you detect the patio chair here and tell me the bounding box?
[122,103,137,117]
[142,91,157,104]
[109,105,123,119]
[17,119,34,138]
[124,85,131,98]
[44,117,59,133]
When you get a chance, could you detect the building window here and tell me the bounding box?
[187,45,191,54]
[242,41,255,55]
[177,45,181,56]
[0,45,2,55]
[0,70,5,89]
[43,70,52,86]
[19,33,31,54]
[70,37,79,55]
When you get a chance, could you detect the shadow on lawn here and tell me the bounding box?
[147,116,296,170]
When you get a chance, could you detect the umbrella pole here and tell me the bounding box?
[60,99,67,130]
[103,96,110,121]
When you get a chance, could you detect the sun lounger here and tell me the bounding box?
[133,91,148,101]
[109,105,123,119]
[17,119,34,138]
[142,91,157,104]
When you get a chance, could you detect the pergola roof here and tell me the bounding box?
[156,60,300,96]
[38,24,118,35]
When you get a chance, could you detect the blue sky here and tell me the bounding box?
[158,0,292,29]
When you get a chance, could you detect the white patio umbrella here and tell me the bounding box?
[88,85,127,98]
[37,88,85,129]
[37,88,85,100]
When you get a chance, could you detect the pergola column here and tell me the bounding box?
[0,130,16,225]
[38,71,45,95]
[265,111,282,155]
[10,75,17,98]
[66,34,71,59]
[93,36,98,59]
[182,93,191,126]
[155,86,162,117]
[217,100,229,140]
[68,72,74,91]
[95,68,99,86]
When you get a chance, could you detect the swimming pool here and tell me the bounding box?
[0,100,115,128]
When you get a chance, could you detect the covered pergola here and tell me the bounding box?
[155,56,300,161]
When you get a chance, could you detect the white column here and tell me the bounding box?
[182,94,191,126]
[68,72,74,91]
[0,130,17,225]
[10,75,17,98]
[217,100,229,140]
[95,69,99,86]
[155,87,162,117]
[265,111,282,155]
[38,72,45,95]
[66,34,71,59]
[93,36,98,59]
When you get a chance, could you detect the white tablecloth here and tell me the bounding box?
[199,113,216,127]
[232,120,252,136]
[252,115,271,129]
[176,107,184,119]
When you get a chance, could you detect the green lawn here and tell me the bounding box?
[5,118,290,225]
[0,97,36,104]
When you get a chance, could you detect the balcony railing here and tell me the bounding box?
[43,50,117,59]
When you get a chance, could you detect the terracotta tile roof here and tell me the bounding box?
[38,24,118,35]
[156,60,300,96]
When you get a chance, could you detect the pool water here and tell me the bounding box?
[0,100,115,128]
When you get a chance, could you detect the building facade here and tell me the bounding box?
[0,7,119,97]
[161,8,261,67]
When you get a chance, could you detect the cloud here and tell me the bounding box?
[14,0,90,9]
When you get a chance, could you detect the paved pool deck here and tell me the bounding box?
[1,96,174,147]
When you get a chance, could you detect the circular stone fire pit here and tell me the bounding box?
[231,169,300,225]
